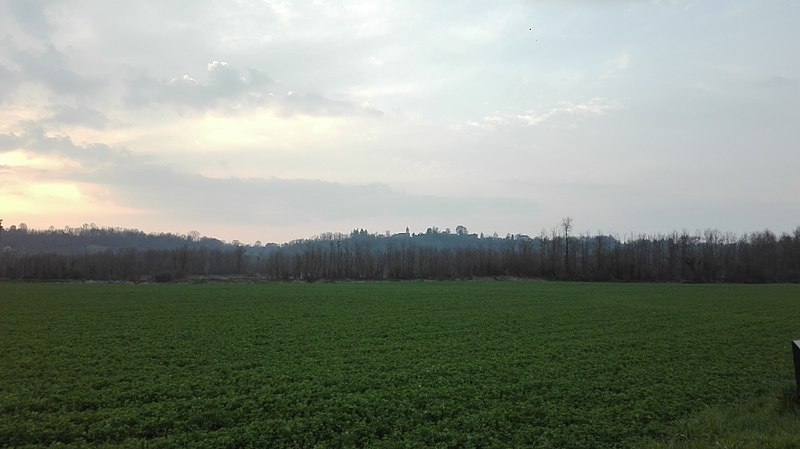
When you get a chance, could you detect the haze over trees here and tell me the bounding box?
[0,220,799,283]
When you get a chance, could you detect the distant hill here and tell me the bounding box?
[0,224,231,254]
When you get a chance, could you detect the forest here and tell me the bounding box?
[1,220,799,283]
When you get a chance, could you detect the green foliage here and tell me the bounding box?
[0,282,799,448]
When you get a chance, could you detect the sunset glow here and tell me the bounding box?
[0,1,797,242]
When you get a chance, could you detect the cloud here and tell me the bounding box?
[1,1,796,241]
[94,166,535,226]
[556,99,623,117]
[0,63,21,101]
[279,91,384,117]
[43,105,110,129]
[515,111,553,127]
[365,56,384,68]
[467,99,623,130]
[6,0,54,39]
[519,99,622,126]
[5,124,535,229]
[347,83,418,99]
[1,41,99,96]
[466,114,510,131]
[0,122,133,167]
[756,75,796,90]
[0,132,19,152]
[602,52,631,78]
[125,61,381,117]
[206,60,271,96]
[125,61,271,109]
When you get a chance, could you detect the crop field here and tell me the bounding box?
[1,282,799,448]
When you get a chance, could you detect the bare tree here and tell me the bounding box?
[561,217,573,275]
[550,227,559,278]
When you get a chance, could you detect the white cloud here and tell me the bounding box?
[556,98,623,117]
[264,0,295,23]
[467,114,510,131]
[602,52,631,78]
[470,99,623,130]
[170,75,197,85]
[516,111,553,127]
[366,56,385,68]
[346,83,418,99]
[207,60,229,71]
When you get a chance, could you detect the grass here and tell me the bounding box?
[0,281,799,448]
[644,385,800,449]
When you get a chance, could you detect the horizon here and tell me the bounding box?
[2,2,798,244]
[1,218,797,247]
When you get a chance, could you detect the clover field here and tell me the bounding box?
[1,281,799,448]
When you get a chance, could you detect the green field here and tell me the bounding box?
[1,282,799,448]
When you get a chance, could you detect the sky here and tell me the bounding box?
[0,0,798,244]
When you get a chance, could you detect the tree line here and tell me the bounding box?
[1,220,799,283]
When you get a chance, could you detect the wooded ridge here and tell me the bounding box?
[0,222,798,283]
